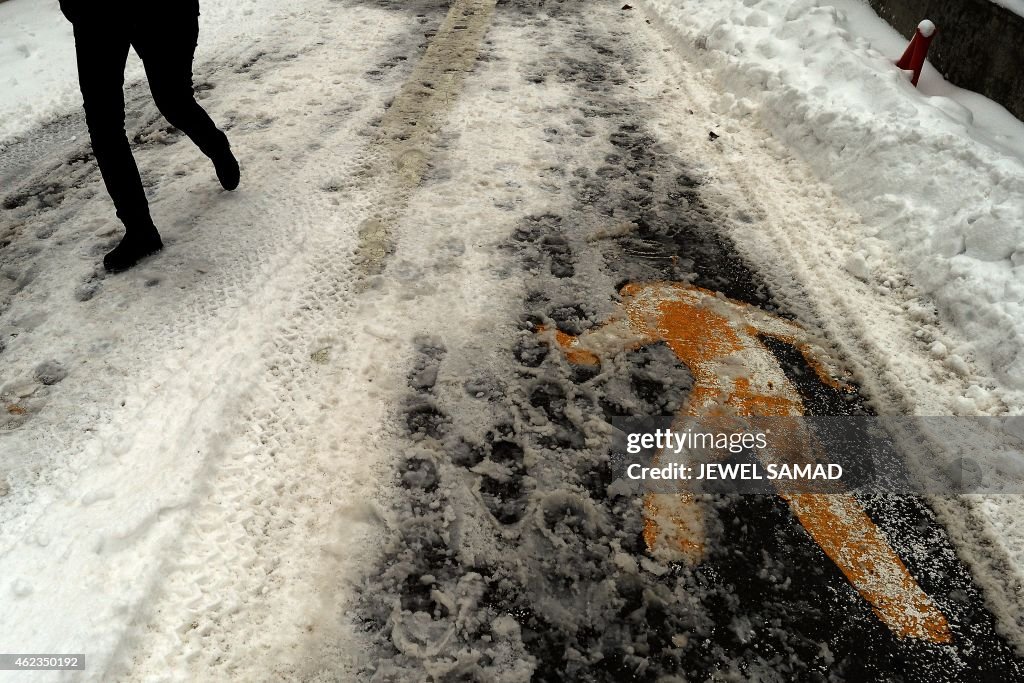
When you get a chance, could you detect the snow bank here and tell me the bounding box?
[0,0,276,145]
[642,0,1024,396]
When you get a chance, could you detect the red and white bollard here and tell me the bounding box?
[896,19,936,87]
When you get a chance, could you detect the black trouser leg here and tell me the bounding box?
[132,13,230,160]
[73,23,153,228]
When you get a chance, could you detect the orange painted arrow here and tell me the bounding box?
[541,281,951,643]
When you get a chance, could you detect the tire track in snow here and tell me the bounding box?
[0,0,346,617]
[352,0,498,277]
[116,1,513,679]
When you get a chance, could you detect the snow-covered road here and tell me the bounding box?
[1,0,1023,680]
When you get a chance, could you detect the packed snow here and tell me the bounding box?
[0,0,412,678]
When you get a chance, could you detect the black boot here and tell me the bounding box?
[103,224,163,273]
[212,145,240,191]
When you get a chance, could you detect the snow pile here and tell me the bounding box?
[642,0,1024,396]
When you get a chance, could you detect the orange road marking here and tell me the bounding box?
[541,281,951,643]
[784,493,952,643]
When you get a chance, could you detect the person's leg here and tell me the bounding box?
[132,10,239,190]
[73,19,163,273]
[73,21,154,226]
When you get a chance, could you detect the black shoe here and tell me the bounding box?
[103,229,163,273]
[213,147,240,191]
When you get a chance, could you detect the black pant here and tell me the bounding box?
[72,9,227,229]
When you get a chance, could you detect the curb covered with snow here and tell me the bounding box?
[641,0,1024,401]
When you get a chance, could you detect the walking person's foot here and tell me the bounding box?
[212,145,240,191]
[104,226,164,273]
